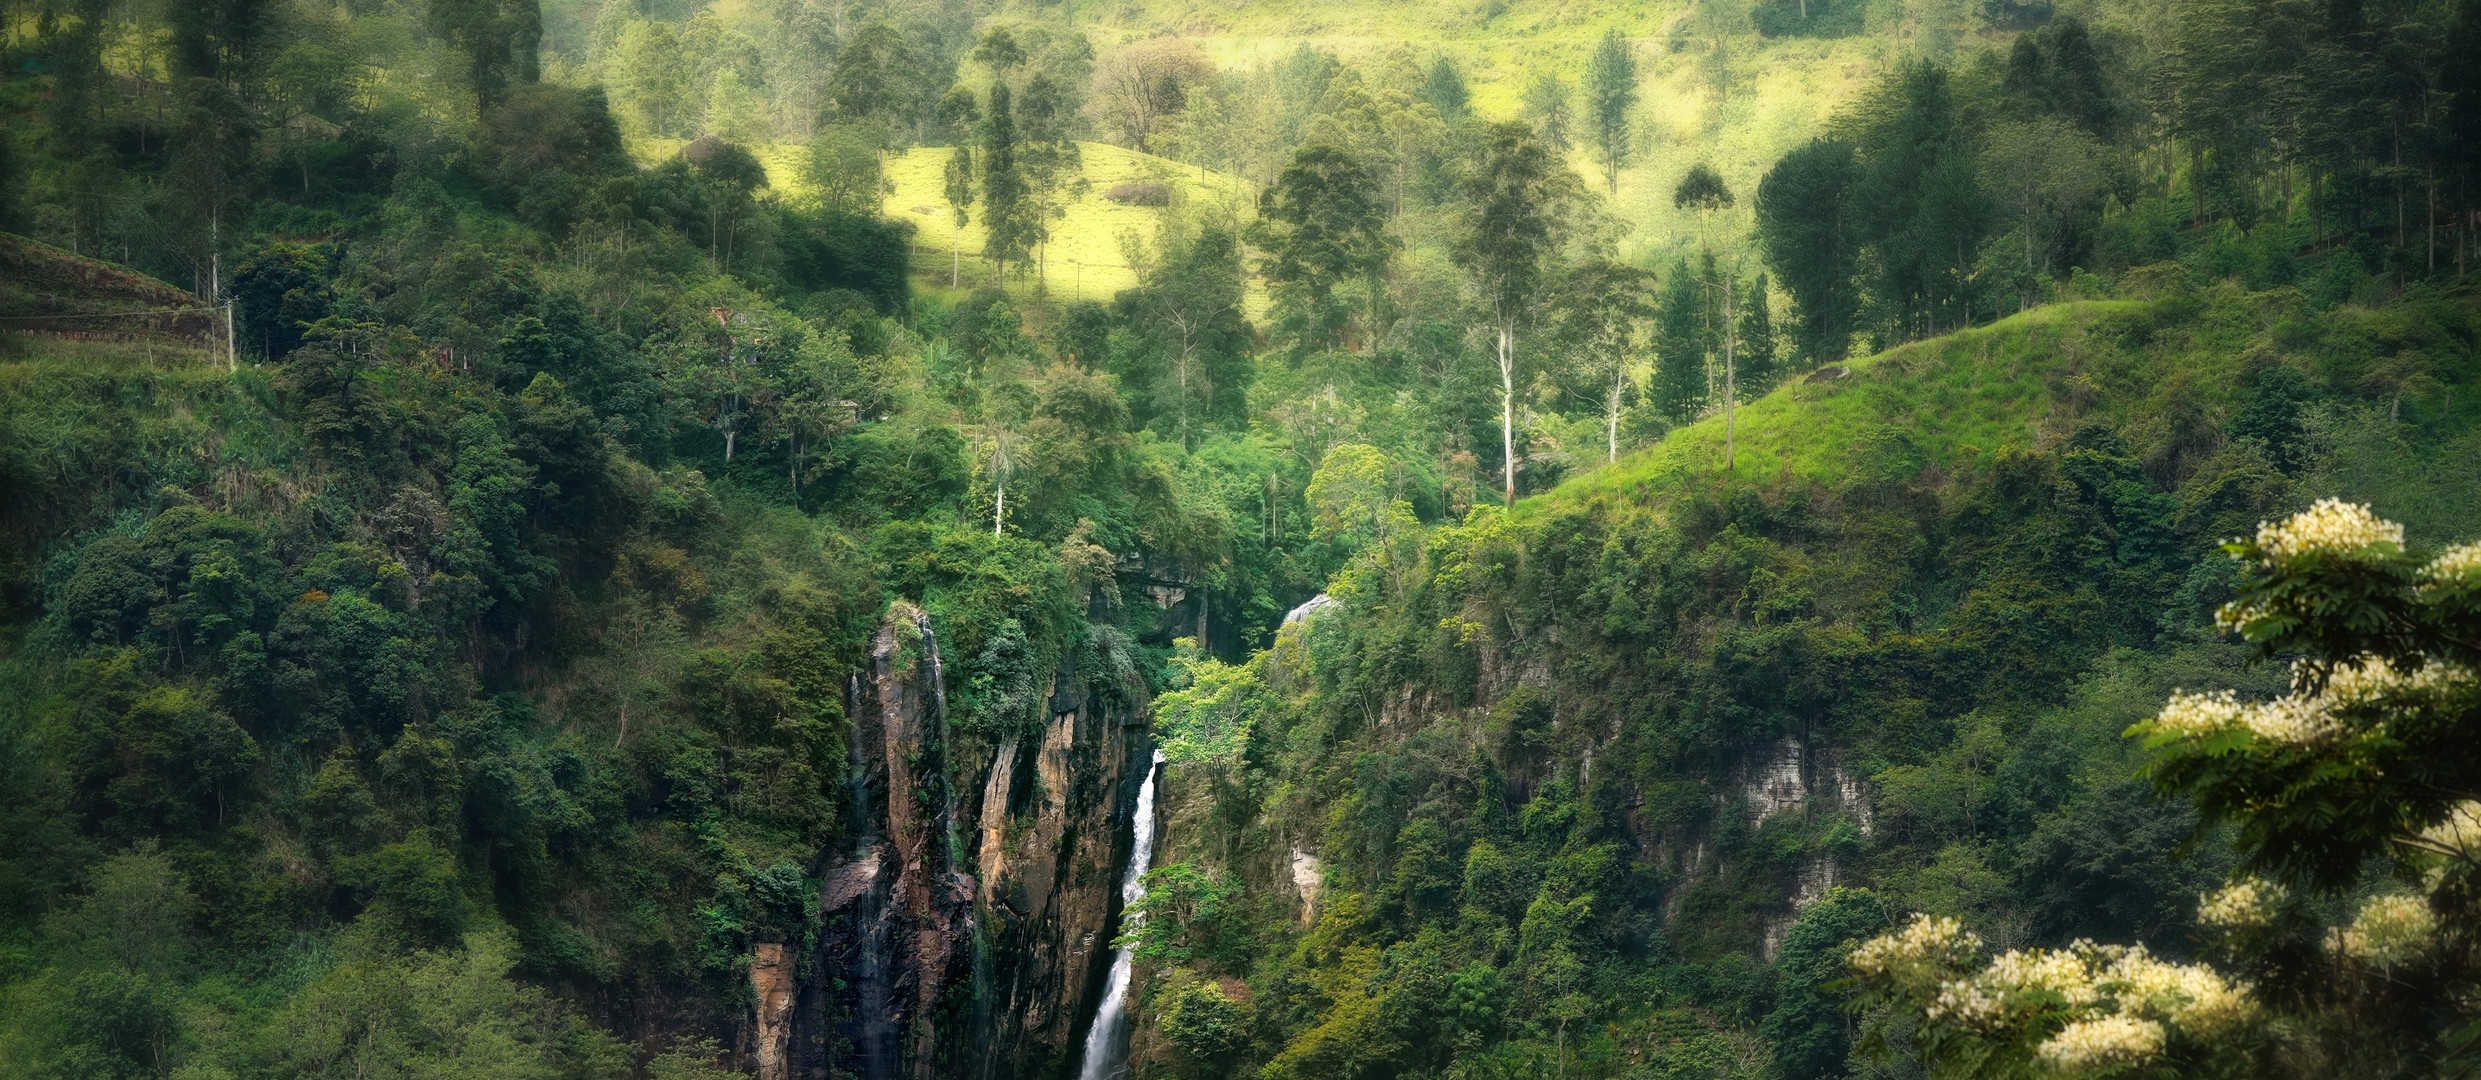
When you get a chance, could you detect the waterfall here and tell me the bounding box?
[1076,750,1167,1080]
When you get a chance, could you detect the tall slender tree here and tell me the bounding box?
[1522,73,1576,156]
[1016,73,1086,315]
[1453,122,1574,507]
[1549,259,1655,463]
[1584,29,1640,195]
[1735,272,1778,395]
[937,88,979,287]
[980,84,1034,282]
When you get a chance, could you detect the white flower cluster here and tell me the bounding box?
[2251,499,2404,561]
[2149,659,2471,745]
[2421,801,2481,856]
[2198,878,2284,930]
[1885,935,2257,1074]
[1856,915,2263,1075]
[1851,914,1982,984]
[2424,541,2481,584]
[2153,689,2243,738]
[2103,947,2258,1035]
[1982,948,2103,1010]
[2036,1015,2165,1072]
[1928,980,2002,1025]
[2334,893,2438,967]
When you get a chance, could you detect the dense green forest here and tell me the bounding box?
[2,0,2480,1077]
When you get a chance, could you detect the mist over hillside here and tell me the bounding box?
[2,0,2478,1078]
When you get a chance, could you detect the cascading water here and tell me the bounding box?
[1076,750,1167,1080]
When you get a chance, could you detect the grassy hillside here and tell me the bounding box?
[0,234,225,343]
[1065,0,1894,261]
[1560,299,2187,503]
[1549,282,2481,537]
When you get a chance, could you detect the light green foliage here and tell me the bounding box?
[1117,863,1243,966]
[1521,73,1575,156]
[45,846,194,982]
[1304,443,1394,546]
[271,930,623,1080]
[801,123,889,217]
[1160,977,1252,1064]
[647,1037,739,1080]
[1154,642,1262,766]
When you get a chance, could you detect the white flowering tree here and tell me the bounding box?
[1847,915,2256,1076]
[1849,501,2481,1076]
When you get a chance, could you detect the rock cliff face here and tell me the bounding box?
[781,603,1152,1080]
[970,656,1151,1080]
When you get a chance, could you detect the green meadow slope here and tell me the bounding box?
[1551,284,2481,537]
[1065,0,1893,260]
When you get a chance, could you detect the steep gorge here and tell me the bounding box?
[782,602,1159,1080]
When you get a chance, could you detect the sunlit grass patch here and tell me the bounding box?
[1538,299,2199,511]
[631,135,1264,314]
[875,142,1262,311]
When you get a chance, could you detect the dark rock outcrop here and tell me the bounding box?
[785,603,1152,1080]
[970,655,1151,1080]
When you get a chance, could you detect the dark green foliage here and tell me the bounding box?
[1755,139,1861,365]
[1114,227,1254,445]
[1753,0,1866,37]
[1672,162,1735,212]
[822,422,970,524]
[1250,143,1394,353]
[1735,273,1779,394]
[780,208,915,314]
[426,0,542,106]
[1760,888,1882,1079]
[168,0,270,81]
[1849,61,1989,341]
[2228,363,2320,473]
[64,666,258,837]
[231,243,331,360]
[471,85,630,233]
[2018,773,2222,946]
[979,84,1033,277]
[2,3,2478,1075]
[1421,58,1471,125]
[1050,300,1112,370]
[829,23,924,124]
[1653,259,1707,419]
[2001,16,2116,136]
